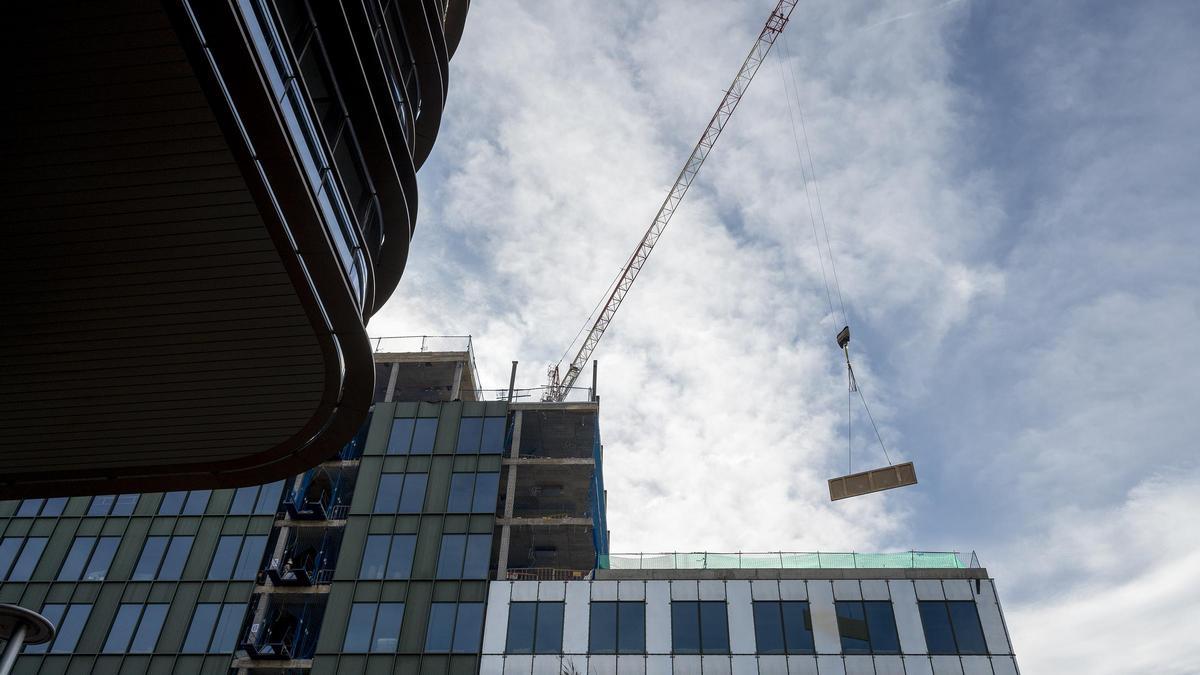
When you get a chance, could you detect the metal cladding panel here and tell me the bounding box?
[759,655,790,675]
[482,582,511,654]
[888,580,928,655]
[481,656,504,674]
[874,656,906,675]
[563,581,590,654]
[828,463,918,501]
[533,655,562,675]
[903,657,934,675]
[731,655,757,675]
[503,655,533,675]
[645,581,672,654]
[990,656,1019,675]
[618,655,647,675]
[588,656,617,675]
[787,656,819,675]
[701,656,732,675]
[780,580,808,601]
[961,657,993,675]
[816,655,847,675]
[807,580,841,654]
[975,580,1013,655]
[833,580,862,600]
[726,581,756,654]
[844,655,875,675]
[930,656,965,675]
[752,580,781,601]
[619,580,647,601]
[673,655,702,674]
[647,655,672,675]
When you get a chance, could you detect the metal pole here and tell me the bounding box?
[0,621,28,675]
[591,360,598,401]
[506,361,518,403]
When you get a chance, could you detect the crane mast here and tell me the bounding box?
[546,0,798,402]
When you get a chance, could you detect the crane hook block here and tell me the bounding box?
[836,326,851,349]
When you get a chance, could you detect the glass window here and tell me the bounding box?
[371,602,404,652]
[230,486,259,514]
[131,604,168,652]
[503,602,566,653]
[590,602,617,653]
[411,418,436,453]
[0,537,22,580]
[426,602,455,652]
[456,417,483,453]
[672,601,728,654]
[103,604,142,653]
[920,601,986,654]
[160,536,193,580]
[472,473,500,513]
[425,602,485,653]
[25,604,66,654]
[88,495,115,516]
[159,491,186,515]
[480,417,506,454]
[209,604,244,653]
[133,536,168,580]
[182,604,220,653]
[234,535,267,579]
[754,601,814,654]
[182,490,211,515]
[397,473,427,513]
[16,499,42,517]
[447,473,474,512]
[463,534,491,579]
[255,480,285,514]
[374,473,404,512]
[836,601,899,654]
[8,537,47,582]
[51,604,92,653]
[343,603,376,652]
[84,536,120,581]
[386,418,415,454]
[112,494,139,516]
[386,535,416,579]
[359,535,390,580]
[590,601,646,654]
[208,536,240,579]
[436,534,466,579]
[42,497,68,517]
[453,602,484,653]
[58,536,96,581]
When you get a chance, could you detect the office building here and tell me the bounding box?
[0,0,469,497]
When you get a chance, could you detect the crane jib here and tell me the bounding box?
[546,0,799,402]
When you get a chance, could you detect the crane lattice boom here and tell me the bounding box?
[546,0,798,401]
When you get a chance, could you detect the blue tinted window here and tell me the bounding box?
[618,601,645,653]
[472,473,500,513]
[372,603,405,652]
[672,601,728,653]
[103,604,142,653]
[182,604,219,653]
[112,494,139,516]
[50,604,92,653]
[234,536,267,579]
[782,601,815,653]
[387,418,415,454]
[230,487,258,514]
[837,601,898,654]
[590,602,617,653]
[672,601,701,654]
[88,495,115,516]
[343,603,376,652]
[480,417,506,454]
[699,601,729,653]
[25,604,65,653]
[505,602,536,653]
[534,601,564,653]
[436,534,466,579]
[58,536,96,581]
[0,538,22,580]
[16,500,42,517]
[947,601,987,654]
[919,601,956,653]
[456,418,483,453]
[386,535,416,579]
[360,535,390,579]
[209,604,244,653]
[411,418,436,453]
[208,536,240,579]
[182,490,210,515]
[84,536,120,581]
[398,474,427,513]
[160,536,193,580]
[426,602,456,652]
[453,602,484,653]
[447,473,473,512]
[921,601,987,654]
[753,601,785,654]
[374,474,403,512]
[42,497,68,517]
[133,536,168,580]
[836,601,869,654]
[8,537,47,582]
[131,604,168,652]
[865,601,900,654]
[159,491,186,515]
[463,534,491,579]
[255,480,285,514]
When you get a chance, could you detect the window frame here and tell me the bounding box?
[505,601,565,654]
[918,600,988,655]
[752,600,815,655]
[589,600,646,654]
[835,600,901,655]
[671,600,730,654]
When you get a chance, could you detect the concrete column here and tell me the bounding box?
[383,362,399,403]
[449,361,464,400]
[496,411,522,579]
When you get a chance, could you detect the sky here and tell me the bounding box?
[369,1,1200,671]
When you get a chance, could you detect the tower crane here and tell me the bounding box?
[545,0,799,402]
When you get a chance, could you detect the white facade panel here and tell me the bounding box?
[833,580,863,601]
[481,655,504,675]
[960,656,993,675]
[593,580,619,601]
[860,580,890,601]
[483,582,512,654]
[930,656,964,675]
[759,655,790,675]
[752,580,781,601]
[974,581,1012,655]
[647,581,672,654]
[942,580,973,601]
[817,655,848,675]
[533,655,563,675]
[589,655,618,675]
[538,580,566,601]
[512,580,539,601]
[560,657,587,674]
[779,580,807,601]
[504,655,533,675]
[807,581,841,655]
[699,580,727,600]
[913,581,944,601]
[844,655,875,675]
[731,655,757,675]
[702,655,733,675]
[902,657,933,675]
[647,655,672,675]
[620,580,647,601]
[787,655,819,675]
[672,580,700,601]
[673,655,702,674]
[564,581,591,654]
[887,580,927,655]
[989,656,1019,675]
[619,655,648,675]
[873,656,905,675]
[727,580,756,654]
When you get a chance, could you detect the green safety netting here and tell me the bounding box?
[597,551,967,570]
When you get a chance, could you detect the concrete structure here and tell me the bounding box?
[0,0,470,498]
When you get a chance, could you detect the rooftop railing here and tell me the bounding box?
[371,334,483,391]
[598,551,977,570]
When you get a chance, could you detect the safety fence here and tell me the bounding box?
[597,551,974,570]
